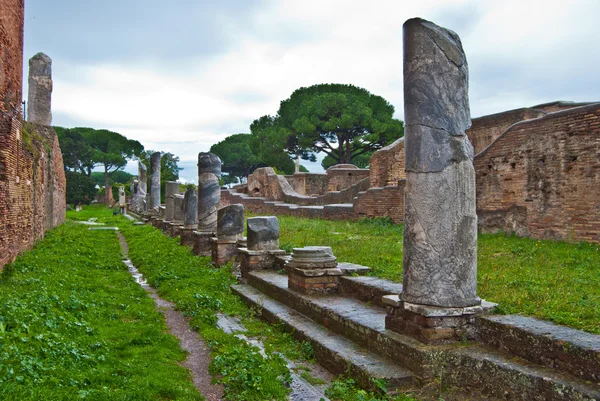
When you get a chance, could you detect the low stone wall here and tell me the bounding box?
[354,183,405,223]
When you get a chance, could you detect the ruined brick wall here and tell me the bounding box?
[285,173,328,195]
[369,138,405,187]
[467,108,546,155]
[475,104,600,243]
[354,182,405,223]
[326,165,370,192]
[0,0,66,268]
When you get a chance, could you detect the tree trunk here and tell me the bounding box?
[104,165,112,205]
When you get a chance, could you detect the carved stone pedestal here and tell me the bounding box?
[287,247,342,295]
[192,231,214,256]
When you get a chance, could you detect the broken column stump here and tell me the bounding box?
[211,204,244,267]
[287,247,342,295]
[385,18,495,344]
[180,188,198,248]
[148,152,161,214]
[238,216,286,279]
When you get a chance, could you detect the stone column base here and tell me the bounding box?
[192,231,214,256]
[168,223,183,237]
[180,227,197,248]
[238,248,287,279]
[287,266,343,295]
[211,239,237,267]
[383,296,496,344]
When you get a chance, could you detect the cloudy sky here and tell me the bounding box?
[23,0,600,182]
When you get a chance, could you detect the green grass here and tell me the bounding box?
[113,217,304,401]
[275,215,600,334]
[0,221,202,400]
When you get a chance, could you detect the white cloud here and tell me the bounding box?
[40,0,600,182]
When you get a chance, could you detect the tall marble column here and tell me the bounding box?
[138,161,147,213]
[149,152,161,212]
[197,152,221,232]
[385,18,493,344]
[27,52,52,125]
[164,181,179,222]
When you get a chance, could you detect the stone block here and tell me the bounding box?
[192,231,214,256]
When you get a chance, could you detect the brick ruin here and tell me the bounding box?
[223,101,600,244]
[0,0,66,268]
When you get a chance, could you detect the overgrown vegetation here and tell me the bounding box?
[113,215,312,400]
[326,378,418,401]
[275,215,600,334]
[0,221,202,400]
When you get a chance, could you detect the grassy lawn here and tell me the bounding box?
[0,218,202,400]
[275,215,600,334]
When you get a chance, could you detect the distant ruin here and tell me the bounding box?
[0,0,66,268]
[223,100,600,244]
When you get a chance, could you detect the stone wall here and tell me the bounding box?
[467,108,545,155]
[475,103,600,243]
[354,182,405,223]
[0,0,66,268]
[369,137,405,187]
[285,173,328,195]
[326,165,370,192]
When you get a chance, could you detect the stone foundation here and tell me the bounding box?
[238,248,286,279]
[192,231,214,256]
[287,266,343,295]
[211,238,237,267]
[179,227,196,248]
[383,295,496,344]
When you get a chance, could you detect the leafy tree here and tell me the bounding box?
[140,151,183,203]
[321,152,373,170]
[254,84,403,166]
[210,133,264,183]
[54,126,94,175]
[249,115,312,174]
[64,127,143,204]
[65,171,97,206]
[91,171,134,186]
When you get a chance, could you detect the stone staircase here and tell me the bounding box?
[232,269,600,400]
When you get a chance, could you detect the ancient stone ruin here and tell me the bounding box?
[211,203,244,267]
[149,152,161,213]
[27,52,53,126]
[0,3,66,268]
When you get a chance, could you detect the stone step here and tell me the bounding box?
[339,275,403,308]
[246,270,440,379]
[231,283,415,392]
[446,344,600,401]
[476,315,600,383]
[244,271,600,400]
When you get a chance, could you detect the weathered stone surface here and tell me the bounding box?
[217,204,244,240]
[27,52,52,125]
[149,152,161,211]
[247,216,280,251]
[183,188,198,228]
[288,246,337,269]
[197,152,221,231]
[130,180,137,208]
[401,18,479,308]
[173,194,184,223]
[138,161,147,213]
[118,186,125,206]
[164,181,179,222]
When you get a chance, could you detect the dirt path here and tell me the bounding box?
[118,232,224,401]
